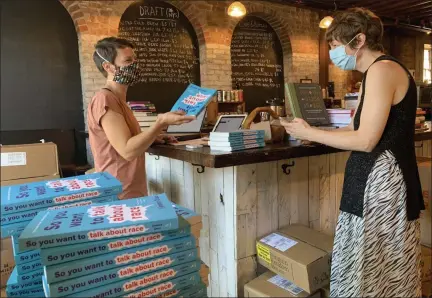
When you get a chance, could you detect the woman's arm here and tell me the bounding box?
[283,62,396,152]
[101,110,194,161]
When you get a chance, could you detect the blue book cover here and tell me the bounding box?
[171,203,201,226]
[170,84,217,116]
[47,248,198,297]
[6,268,42,292]
[12,244,40,266]
[16,258,42,275]
[1,220,30,239]
[64,260,202,297]
[1,195,118,226]
[40,216,193,266]
[44,235,196,283]
[209,129,265,138]
[16,268,43,283]
[6,286,44,297]
[19,194,178,251]
[1,172,122,215]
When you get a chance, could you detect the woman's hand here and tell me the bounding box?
[153,135,178,144]
[156,111,196,128]
[281,118,312,141]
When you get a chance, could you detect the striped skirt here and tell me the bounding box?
[330,150,422,297]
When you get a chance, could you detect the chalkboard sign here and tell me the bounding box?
[231,16,284,112]
[119,0,200,113]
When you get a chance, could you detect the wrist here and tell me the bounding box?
[155,116,166,130]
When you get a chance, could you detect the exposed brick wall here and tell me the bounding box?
[60,0,320,127]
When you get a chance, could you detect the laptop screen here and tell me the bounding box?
[213,115,247,133]
[166,109,206,133]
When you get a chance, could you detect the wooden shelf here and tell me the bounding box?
[218,102,245,104]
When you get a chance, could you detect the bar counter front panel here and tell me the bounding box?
[145,132,431,297]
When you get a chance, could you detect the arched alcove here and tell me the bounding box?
[0,0,86,166]
[231,16,284,112]
[118,0,200,113]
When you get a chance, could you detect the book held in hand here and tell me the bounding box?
[171,84,217,116]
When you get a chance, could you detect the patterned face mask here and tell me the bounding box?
[96,51,141,86]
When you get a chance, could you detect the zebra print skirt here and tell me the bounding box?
[330,150,422,297]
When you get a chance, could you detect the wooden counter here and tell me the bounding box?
[145,132,431,297]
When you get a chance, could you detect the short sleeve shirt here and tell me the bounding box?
[87,89,147,200]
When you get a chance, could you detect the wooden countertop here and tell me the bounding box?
[147,129,432,168]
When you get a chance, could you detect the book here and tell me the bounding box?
[60,260,203,297]
[1,172,122,215]
[44,235,196,283]
[208,139,265,147]
[171,84,217,116]
[1,195,117,226]
[46,248,199,297]
[16,258,42,275]
[16,268,43,283]
[19,194,179,251]
[1,220,30,238]
[40,210,197,266]
[210,142,265,152]
[6,286,44,297]
[6,268,42,292]
[124,272,202,298]
[209,130,265,139]
[12,237,40,265]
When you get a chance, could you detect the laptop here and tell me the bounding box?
[166,109,206,141]
[212,114,247,133]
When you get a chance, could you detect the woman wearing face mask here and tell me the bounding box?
[87,37,195,200]
[282,8,424,297]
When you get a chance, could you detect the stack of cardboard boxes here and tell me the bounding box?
[418,157,432,297]
[1,143,60,293]
[246,224,334,297]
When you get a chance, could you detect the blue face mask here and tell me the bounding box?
[329,34,361,71]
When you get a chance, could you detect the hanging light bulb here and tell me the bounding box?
[319,16,334,28]
[227,1,246,17]
[319,0,336,29]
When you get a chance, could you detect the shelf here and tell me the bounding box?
[217,102,245,104]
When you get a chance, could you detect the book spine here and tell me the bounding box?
[45,236,196,283]
[1,196,117,225]
[48,248,198,297]
[6,286,44,297]
[19,217,178,251]
[68,261,202,298]
[2,186,121,215]
[17,268,43,283]
[40,226,191,266]
[6,276,42,292]
[16,258,42,275]
[1,220,30,238]
[13,249,40,265]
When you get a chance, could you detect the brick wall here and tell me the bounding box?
[59,0,320,126]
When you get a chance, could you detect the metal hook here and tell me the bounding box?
[194,165,205,174]
[149,153,160,160]
[281,160,295,175]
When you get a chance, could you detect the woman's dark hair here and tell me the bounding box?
[326,7,384,52]
[93,37,135,77]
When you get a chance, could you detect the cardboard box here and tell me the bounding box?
[418,157,432,247]
[1,238,14,288]
[1,174,60,186]
[423,281,432,297]
[1,142,59,183]
[422,245,432,282]
[244,271,321,297]
[256,224,333,294]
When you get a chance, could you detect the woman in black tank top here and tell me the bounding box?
[283,8,423,297]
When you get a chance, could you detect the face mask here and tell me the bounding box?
[96,51,141,86]
[329,34,362,71]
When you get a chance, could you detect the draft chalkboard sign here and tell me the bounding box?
[119,0,200,113]
[231,16,284,112]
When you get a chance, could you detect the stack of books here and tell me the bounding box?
[2,173,122,298]
[209,130,265,152]
[326,109,353,127]
[17,194,208,298]
[416,108,428,133]
[127,101,158,132]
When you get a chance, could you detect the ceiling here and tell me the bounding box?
[276,0,432,31]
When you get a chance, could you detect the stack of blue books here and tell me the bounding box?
[2,172,122,297]
[209,130,266,152]
[17,194,208,298]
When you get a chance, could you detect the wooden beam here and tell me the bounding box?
[379,1,432,14]
[365,0,426,12]
[410,9,432,19]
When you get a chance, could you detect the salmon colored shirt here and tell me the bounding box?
[87,89,147,200]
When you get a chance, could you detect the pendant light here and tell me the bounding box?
[319,0,336,29]
[227,1,246,17]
